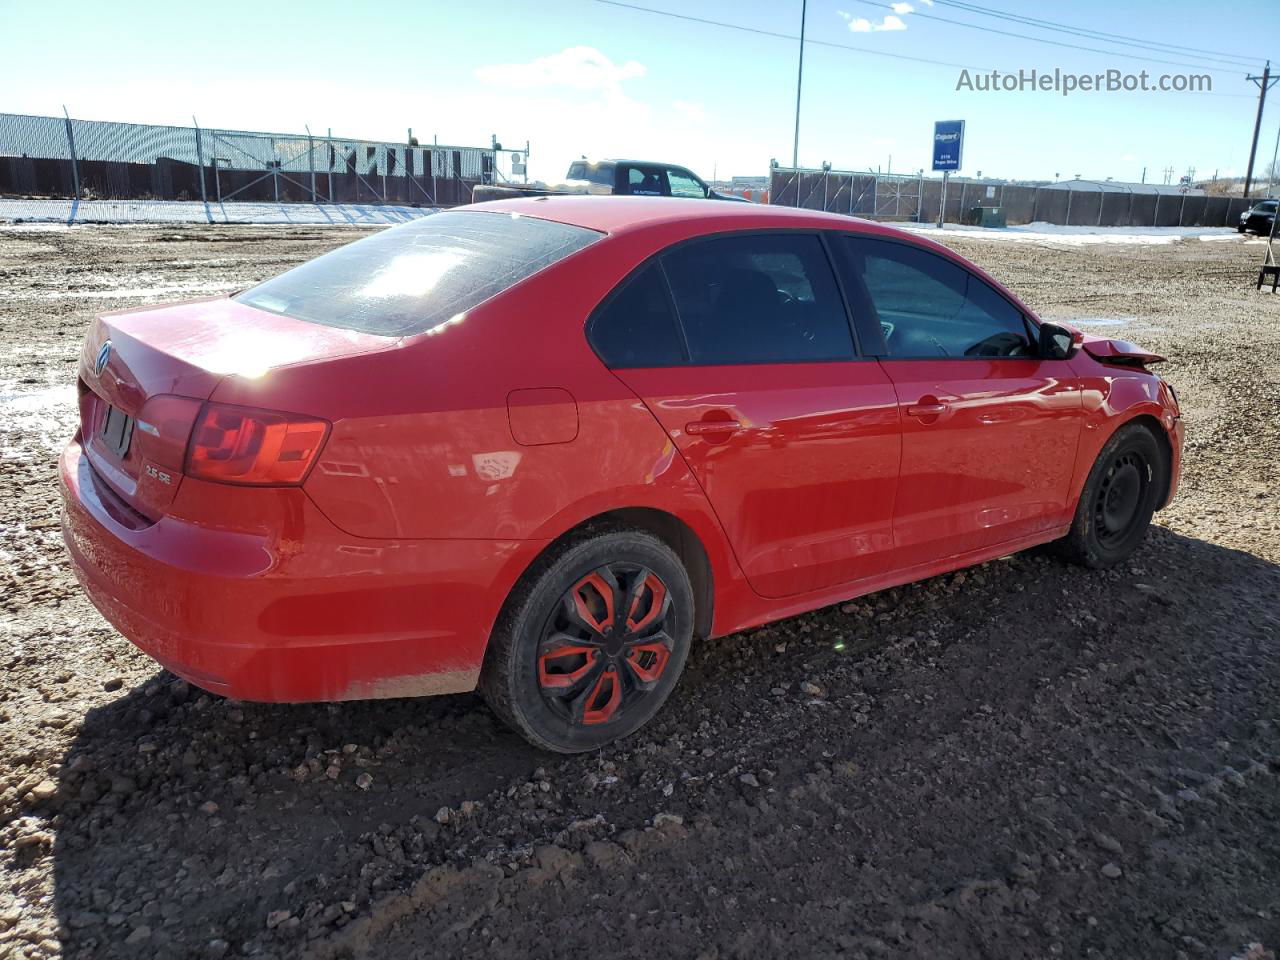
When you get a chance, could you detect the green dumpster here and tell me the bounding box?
[965,205,1007,228]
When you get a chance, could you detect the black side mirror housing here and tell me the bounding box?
[1039,322,1079,360]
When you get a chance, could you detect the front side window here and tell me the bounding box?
[662,234,854,364]
[668,171,707,198]
[236,211,601,336]
[845,237,1034,358]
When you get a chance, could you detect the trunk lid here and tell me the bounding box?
[78,296,396,520]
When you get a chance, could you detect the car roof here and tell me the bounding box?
[465,194,895,237]
[457,196,1038,322]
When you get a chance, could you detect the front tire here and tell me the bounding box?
[480,528,694,753]
[1058,423,1166,569]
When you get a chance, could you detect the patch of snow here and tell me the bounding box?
[0,198,437,227]
[899,221,1239,246]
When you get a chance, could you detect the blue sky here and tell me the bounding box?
[2,0,1277,184]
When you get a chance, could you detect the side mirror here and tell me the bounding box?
[1038,321,1080,360]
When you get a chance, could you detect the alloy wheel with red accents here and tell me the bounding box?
[537,564,674,726]
[480,528,694,753]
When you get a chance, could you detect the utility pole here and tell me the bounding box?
[792,0,806,168]
[1244,61,1276,199]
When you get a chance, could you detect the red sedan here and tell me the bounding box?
[60,197,1184,752]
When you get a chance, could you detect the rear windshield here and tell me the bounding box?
[577,163,615,187]
[235,210,602,336]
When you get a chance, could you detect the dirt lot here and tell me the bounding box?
[1,223,1278,960]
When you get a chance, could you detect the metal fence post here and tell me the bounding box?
[1153,193,1161,227]
[213,132,222,205]
[306,125,317,203]
[327,130,334,203]
[1031,187,1039,223]
[1065,188,1073,226]
[62,106,80,224]
[1178,191,1187,227]
[192,116,211,223]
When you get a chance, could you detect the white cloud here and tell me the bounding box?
[474,46,645,95]
[891,2,914,13]
[849,13,907,31]
[673,99,707,122]
[837,9,852,19]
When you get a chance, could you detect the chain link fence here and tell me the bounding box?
[769,166,1255,229]
[0,112,503,223]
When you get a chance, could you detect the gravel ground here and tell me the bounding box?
[0,224,1278,960]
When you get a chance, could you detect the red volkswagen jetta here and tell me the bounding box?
[61,197,1183,752]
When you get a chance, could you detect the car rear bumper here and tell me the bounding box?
[60,437,543,703]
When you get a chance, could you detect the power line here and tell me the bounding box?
[931,0,1264,70]
[594,0,994,72]
[595,0,1258,99]
[854,0,1248,74]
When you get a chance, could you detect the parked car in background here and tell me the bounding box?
[61,197,1183,753]
[1238,199,1277,234]
[473,158,747,203]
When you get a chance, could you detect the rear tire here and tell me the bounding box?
[1058,423,1166,569]
[479,527,694,753]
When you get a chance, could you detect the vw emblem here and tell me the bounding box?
[95,341,111,377]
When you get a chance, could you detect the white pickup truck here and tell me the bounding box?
[472,158,747,203]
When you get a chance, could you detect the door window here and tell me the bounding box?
[668,170,707,198]
[846,237,1034,358]
[588,263,687,367]
[625,167,666,196]
[662,234,854,364]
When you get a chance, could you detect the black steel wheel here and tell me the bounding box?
[1058,423,1166,569]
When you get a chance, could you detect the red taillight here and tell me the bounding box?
[185,403,329,486]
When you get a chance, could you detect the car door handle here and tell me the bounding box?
[685,420,742,435]
[906,401,948,418]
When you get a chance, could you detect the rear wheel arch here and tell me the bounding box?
[595,508,714,641]
[497,508,714,646]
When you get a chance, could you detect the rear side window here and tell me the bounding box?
[846,237,1034,358]
[662,234,854,364]
[236,211,601,336]
[626,167,666,196]
[589,263,686,368]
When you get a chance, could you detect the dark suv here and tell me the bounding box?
[1239,199,1277,235]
